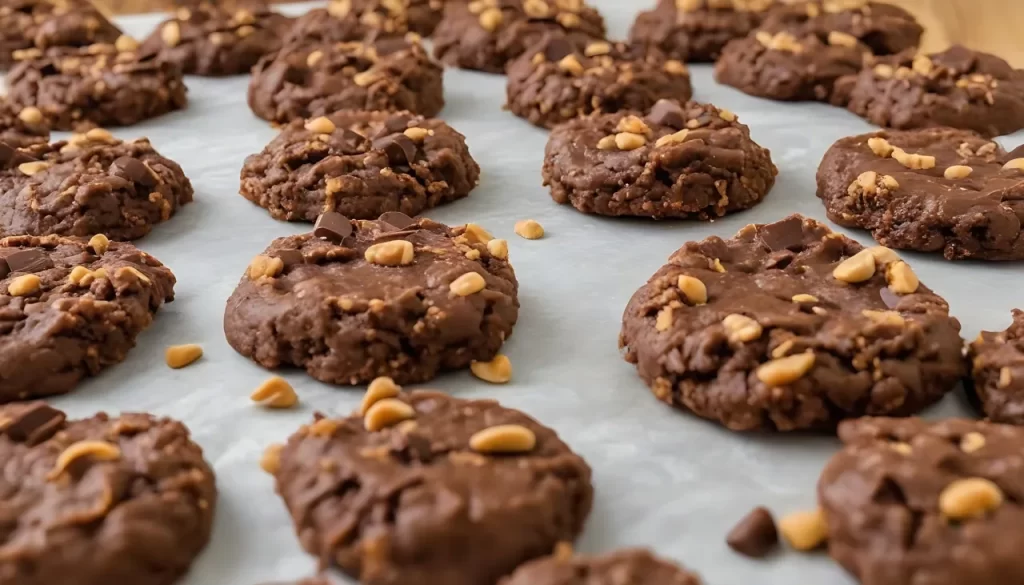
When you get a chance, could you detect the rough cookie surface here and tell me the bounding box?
[629,0,774,63]
[500,549,702,585]
[0,98,49,148]
[816,128,1024,260]
[759,0,922,56]
[0,235,176,401]
[0,403,216,585]
[282,0,444,46]
[240,111,478,221]
[543,99,776,218]
[0,0,122,68]
[968,310,1024,425]
[139,2,293,76]
[0,132,194,240]
[506,37,692,129]
[223,215,518,385]
[820,417,1024,585]
[274,390,593,585]
[5,43,188,131]
[432,0,605,74]
[248,38,443,124]
[620,215,965,431]
[834,45,1024,138]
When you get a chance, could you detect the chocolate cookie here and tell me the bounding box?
[272,388,593,585]
[224,213,518,385]
[0,130,194,240]
[0,403,215,585]
[248,38,443,124]
[240,111,478,221]
[500,549,702,585]
[816,128,1024,260]
[714,29,870,102]
[819,416,1024,585]
[506,37,693,129]
[5,42,188,131]
[0,99,50,148]
[543,99,776,218]
[968,310,1024,425]
[619,215,966,431]
[835,45,1024,138]
[629,0,775,63]
[139,2,293,76]
[282,0,444,46]
[432,0,605,74]
[758,0,922,56]
[0,235,176,401]
[0,0,122,69]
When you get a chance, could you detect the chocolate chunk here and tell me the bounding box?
[110,156,158,188]
[372,134,420,166]
[373,114,414,139]
[313,211,353,243]
[0,403,66,446]
[541,36,575,62]
[5,249,54,273]
[647,99,687,129]
[374,38,413,57]
[0,258,8,279]
[0,142,38,169]
[379,211,416,229]
[277,249,305,268]
[340,128,368,149]
[726,507,779,558]
[755,215,806,252]
[373,228,420,242]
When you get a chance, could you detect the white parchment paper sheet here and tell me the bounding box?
[45,2,1024,583]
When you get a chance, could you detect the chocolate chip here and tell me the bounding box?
[110,156,157,187]
[1,403,66,446]
[314,211,353,243]
[756,216,806,252]
[541,36,575,62]
[372,134,420,166]
[726,507,779,558]
[379,211,416,229]
[647,99,687,129]
[277,249,305,268]
[340,128,368,149]
[5,249,53,273]
[0,142,37,169]
[372,115,414,139]
[0,258,9,280]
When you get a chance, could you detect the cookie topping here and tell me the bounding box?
[363,398,415,431]
[7,274,40,297]
[756,352,815,386]
[248,255,284,280]
[722,314,763,343]
[360,376,401,415]
[250,376,299,408]
[469,424,537,454]
[48,440,122,480]
[938,478,1003,520]
[647,99,687,129]
[314,211,353,242]
[727,507,779,558]
[364,240,415,265]
[778,509,828,551]
[166,344,203,369]
[450,272,487,296]
[0,403,65,445]
[470,354,513,383]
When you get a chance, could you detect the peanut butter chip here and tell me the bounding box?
[162,21,181,47]
[364,398,415,431]
[260,444,283,474]
[250,376,298,408]
[48,440,121,480]
[944,165,973,179]
[450,272,486,296]
[833,249,876,283]
[17,106,43,124]
[166,344,203,368]
[88,233,110,255]
[478,8,503,31]
[18,161,50,176]
[360,376,401,415]
[470,354,512,383]
[248,255,284,279]
[886,261,919,294]
[676,275,707,305]
[960,432,986,453]
[722,314,763,343]
[514,219,544,240]
[779,509,828,551]
[7,274,40,297]
[365,240,414,265]
[487,239,509,259]
[757,352,815,386]
[867,137,894,157]
[469,424,536,454]
[939,478,1003,520]
[304,116,336,134]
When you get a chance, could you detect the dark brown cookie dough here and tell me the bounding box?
[0,130,194,240]
[543,99,776,218]
[819,416,1024,585]
[500,549,701,585]
[139,2,293,76]
[432,0,605,74]
[620,215,966,432]
[714,29,870,102]
[629,0,775,63]
[758,0,922,56]
[816,128,1024,260]
[0,403,215,585]
[0,235,176,402]
[272,389,593,585]
[282,0,444,46]
[0,0,122,69]
[968,310,1024,425]
[248,38,443,124]
[5,42,188,131]
[835,45,1024,138]
[506,37,693,129]
[241,111,478,221]
[224,213,518,385]
[0,99,49,148]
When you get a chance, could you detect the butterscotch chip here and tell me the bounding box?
[261,443,284,474]
[470,354,512,383]
[778,509,827,551]
[166,344,203,369]
[250,376,299,408]
[514,219,545,240]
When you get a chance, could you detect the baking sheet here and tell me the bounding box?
[49,2,1024,583]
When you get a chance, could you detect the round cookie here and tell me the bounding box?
[282,0,444,46]
[629,0,775,63]
[968,310,1024,425]
[758,0,922,56]
[0,0,122,69]
[0,402,216,585]
[0,235,176,401]
[0,130,194,240]
[543,99,776,218]
[271,388,593,585]
[819,416,1024,585]
[0,99,49,148]
[619,214,966,432]
[240,111,478,221]
[714,29,870,102]
[5,43,188,131]
[432,0,605,74]
[506,37,693,129]
[223,212,518,385]
[139,2,293,76]
[835,45,1024,138]
[816,128,1024,260]
[248,38,443,124]
[500,549,702,585]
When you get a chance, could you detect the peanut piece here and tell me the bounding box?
[792,294,819,303]
[663,59,688,75]
[677,275,707,305]
[365,240,415,266]
[364,398,415,431]
[514,219,544,240]
[305,116,336,134]
[353,70,380,87]
[833,249,876,283]
[68,266,93,285]
[891,147,936,170]
[944,165,972,179]
[307,50,324,66]
[117,266,151,285]
[778,509,828,551]
[165,344,203,369]
[17,106,43,124]
[866,246,900,265]
[655,306,674,332]
[827,31,858,48]
[939,478,1003,520]
[18,161,51,176]
[469,424,536,454]
[597,135,617,150]
[999,367,1013,389]
[360,376,401,415]
[584,41,611,57]
[655,129,689,147]
[960,432,986,453]
[867,137,894,157]
[862,310,905,326]
[88,233,110,255]
[248,255,284,279]
[470,354,512,384]
[886,261,919,294]
[487,239,509,259]
[7,274,40,296]
[478,8,503,31]
[450,272,486,296]
[558,54,585,77]
[162,21,181,47]
[1003,158,1024,171]
[260,444,283,474]
[462,223,493,244]
[616,115,650,135]
[615,132,647,151]
[718,108,736,122]
[250,376,298,408]
[404,127,431,141]
[722,314,762,343]
[757,352,815,386]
